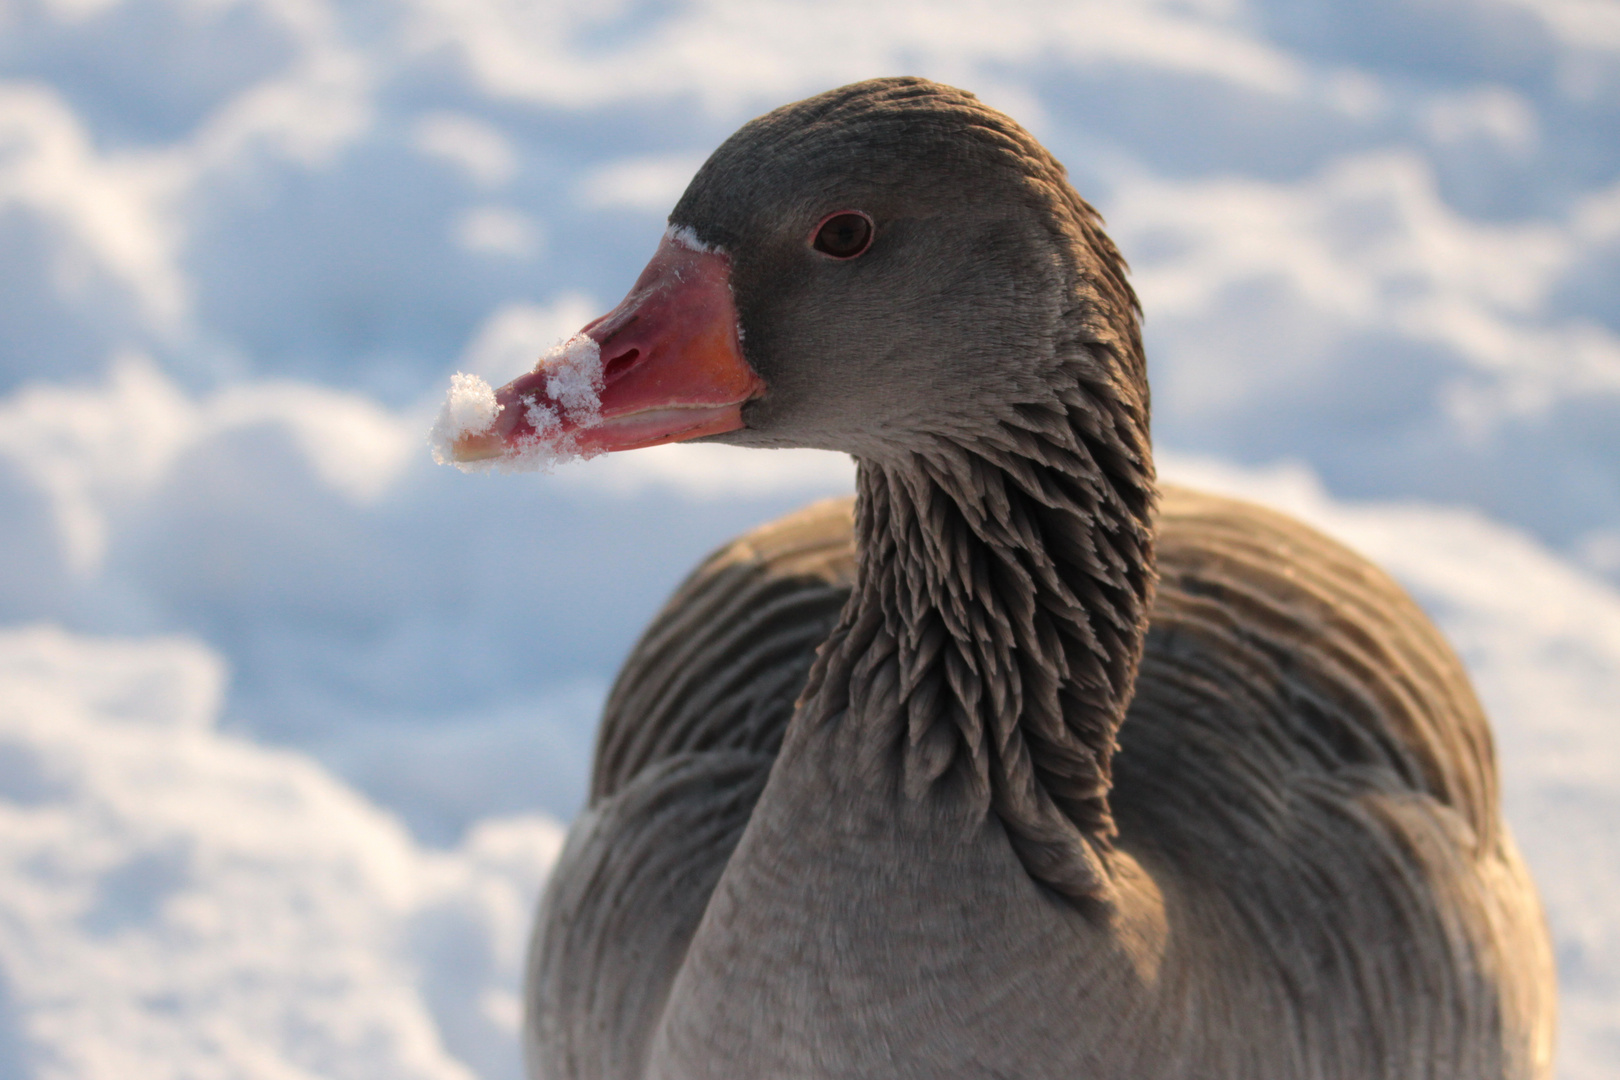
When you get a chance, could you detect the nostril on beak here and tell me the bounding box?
[603,348,641,382]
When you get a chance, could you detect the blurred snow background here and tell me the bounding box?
[0,0,1615,1076]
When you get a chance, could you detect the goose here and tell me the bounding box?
[440,77,1556,1079]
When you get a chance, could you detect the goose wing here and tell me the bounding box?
[1112,485,1555,1078]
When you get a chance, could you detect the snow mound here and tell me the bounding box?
[0,625,564,1080]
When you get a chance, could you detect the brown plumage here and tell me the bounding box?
[524,78,1556,1079]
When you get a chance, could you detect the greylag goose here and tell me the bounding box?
[442,77,1556,1079]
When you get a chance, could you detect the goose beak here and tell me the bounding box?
[448,230,764,464]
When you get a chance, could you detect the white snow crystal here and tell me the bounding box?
[543,334,605,426]
[432,336,607,475]
[501,333,605,473]
[666,224,716,254]
[428,371,501,469]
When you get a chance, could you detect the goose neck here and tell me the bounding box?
[798,420,1156,904]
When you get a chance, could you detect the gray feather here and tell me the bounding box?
[526,77,1555,1080]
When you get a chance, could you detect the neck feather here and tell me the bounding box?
[798,356,1157,906]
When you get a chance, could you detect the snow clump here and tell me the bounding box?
[501,333,605,474]
[431,335,606,474]
[541,333,605,429]
[429,371,501,468]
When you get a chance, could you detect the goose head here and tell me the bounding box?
[444,78,1159,907]
[442,77,1147,472]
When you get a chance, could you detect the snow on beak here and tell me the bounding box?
[432,227,764,471]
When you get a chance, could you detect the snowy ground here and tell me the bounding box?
[0,0,1615,1077]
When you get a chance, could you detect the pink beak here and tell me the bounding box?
[447,231,765,463]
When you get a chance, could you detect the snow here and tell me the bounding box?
[0,624,564,1080]
[431,334,606,474]
[412,112,520,191]
[581,155,706,213]
[0,0,1616,1076]
[539,335,605,428]
[666,223,716,254]
[1,459,1615,1077]
[429,372,501,469]
[499,332,606,472]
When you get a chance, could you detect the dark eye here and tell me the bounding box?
[811,211,874,259]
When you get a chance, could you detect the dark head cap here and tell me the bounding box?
[673,77,1145,461]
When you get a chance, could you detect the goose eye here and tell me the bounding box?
[811,211,874,259]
